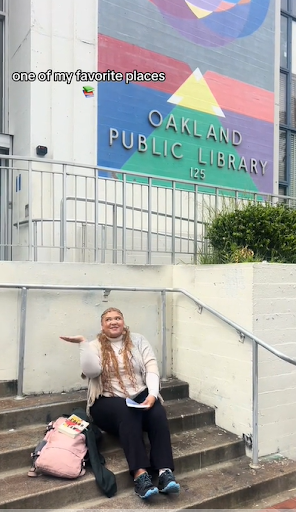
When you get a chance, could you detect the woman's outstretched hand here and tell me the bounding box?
[141,395,156,409]
[60,335,86,343]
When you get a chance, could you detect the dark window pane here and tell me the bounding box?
[279,130,287,182]
[290,134,296,197]
[280,73,287,124]
[292,75,296,128]
[0,1,3,11]
[0,20,2,132]
[281,16,288,68]
[292,22,296,127]
[281,0,288,11]
[278,185,288,205]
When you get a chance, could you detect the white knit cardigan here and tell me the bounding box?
[79,332,163,416]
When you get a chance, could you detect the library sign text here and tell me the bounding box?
[109,110,268,180]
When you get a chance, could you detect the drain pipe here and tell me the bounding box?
[161,290,168,382]
[15,287,27,400]
[250,339,260,468]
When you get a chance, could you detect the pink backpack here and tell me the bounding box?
[28,417,88,479]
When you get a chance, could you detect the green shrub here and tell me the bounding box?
[205,203,296,264]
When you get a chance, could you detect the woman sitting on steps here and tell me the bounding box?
[60,307,180,500]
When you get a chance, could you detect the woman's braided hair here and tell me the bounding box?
[98,308,137,396]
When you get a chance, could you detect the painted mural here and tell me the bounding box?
[148,0,271,47]
[98,0,274,194]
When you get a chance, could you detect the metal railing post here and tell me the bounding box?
[122,174,127,264]
[235,190,239,209]
[161,290,168,381]
[147,178,152,264]
[33,221,38,261]
[215,187,219,212]
[193,184,198,264]
[101,225,106,263]
[82,223,86,262]
[250,339,260,468]
[60,200,64,262]
[171,182,176,265]
[16,287,28,399]
[28,160,33,261]
[94,168,99,263]
[62,164,67,261]
[113,205,117,264]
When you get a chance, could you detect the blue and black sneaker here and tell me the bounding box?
[134,472,159,499]
[158,469,180,494]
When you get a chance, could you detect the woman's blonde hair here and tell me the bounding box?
[97,307,137,396]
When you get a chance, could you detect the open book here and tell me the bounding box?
[58,414,89,438]
[126,398,149,409]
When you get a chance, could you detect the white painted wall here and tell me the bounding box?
[8,0,98,161]
[7,0,32,259]
[7,0,98,260]
[253,264,296,459]
[2,261,296,460]
[29,0,98,164]
[7,0,32,154]
[171,264,254,439]
[273,0,280,195]
[0,261,172,392]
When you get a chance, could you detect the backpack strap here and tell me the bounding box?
[27,420,55,477]
[27,439,48,477]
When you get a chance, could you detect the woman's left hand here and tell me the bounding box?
[141,395,156,409]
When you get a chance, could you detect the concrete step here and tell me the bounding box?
[0,381,17,398]
[0,397,215,473]
[58,456,296,510]
[0,426,245,509]
[244,485,296,509]
[0,378,190,430]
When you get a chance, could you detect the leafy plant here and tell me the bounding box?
[204,203,296,264]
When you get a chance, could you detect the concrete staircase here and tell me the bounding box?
[1,378,296,509]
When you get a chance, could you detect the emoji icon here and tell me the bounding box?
[83,86,94,97]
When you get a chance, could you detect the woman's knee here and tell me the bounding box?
[119,409,143,429]
[146,402,169,426]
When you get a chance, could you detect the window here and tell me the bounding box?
[280,73,287,124]
[279,1,296,197]
[281,0,288,11]
[0,19,3,133]
[0,0,5,133]
[292,20,296,128]
[289,133,296,197]
[279,131,287,182]
[280,15,288,68]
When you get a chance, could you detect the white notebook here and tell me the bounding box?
[126,398,149,409]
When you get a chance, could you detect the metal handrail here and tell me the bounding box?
[3,156,296,265]
[1,282,296,468]
[63,196,205,225]
[2,155,296,201]
[12,217,201,264]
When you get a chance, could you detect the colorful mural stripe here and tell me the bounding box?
[97,33,274,193]
[147,0,271,47]
[204,72,274,123]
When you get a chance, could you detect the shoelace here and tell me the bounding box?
[138,472,153,486]
[161,470,174,481]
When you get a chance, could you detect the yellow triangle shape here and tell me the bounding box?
[168,68,225,117]
[185,1,212,18]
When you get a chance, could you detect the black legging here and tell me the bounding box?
[90,389,174,474]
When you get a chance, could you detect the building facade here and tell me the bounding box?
[0,0,293,263]
[98,0,276,196]
[279,0,296,196]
